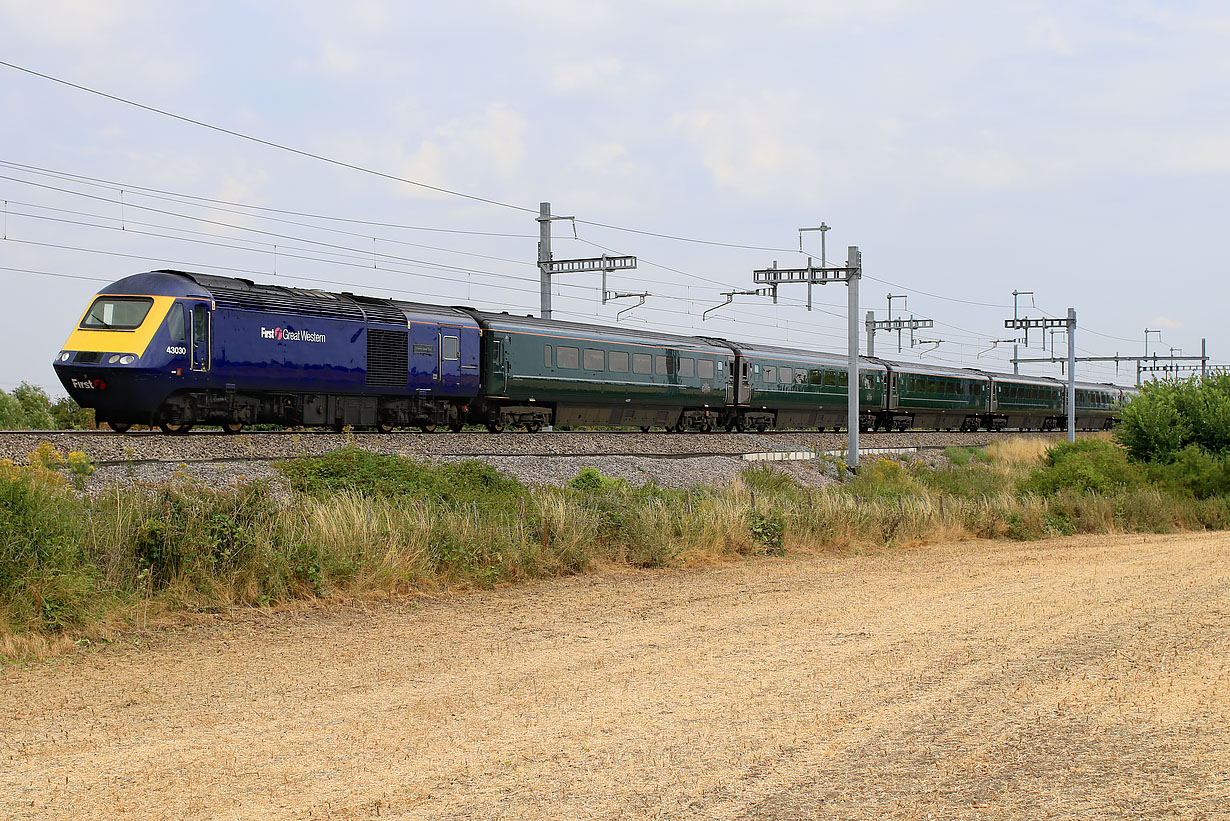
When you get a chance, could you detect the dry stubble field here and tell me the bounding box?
[3,532,1229,820]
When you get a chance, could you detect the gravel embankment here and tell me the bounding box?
[0,429,1070,464]
[1,428,1069,493]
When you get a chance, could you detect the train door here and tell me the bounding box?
[738,360,752,404]
[488,337,509,395]
[190,303,210,372]
[888,372,899,410]
[438,330,461,390]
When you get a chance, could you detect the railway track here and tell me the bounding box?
[0,428,1091,466]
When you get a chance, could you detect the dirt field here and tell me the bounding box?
[3,532,1229,820]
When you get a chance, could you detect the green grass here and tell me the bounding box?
[6,437,1230,651]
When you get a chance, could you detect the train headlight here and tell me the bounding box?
[108,354,121,364]
[59,352,70,362]
[119,355,136,365]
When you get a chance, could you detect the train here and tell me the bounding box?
[52,270,1133,434]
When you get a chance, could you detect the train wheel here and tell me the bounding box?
[486,421,505,433]
[158,421,193,435]
[526,421,543,433]
[640,426,651,433]
[699,421,713,434]
[109,422,132,434]
[222,422,245,435]
[420,423,437,433]
[376,421,395,434]
[755,424,768,433]
[734,419,747,433]
[449,421,464,433]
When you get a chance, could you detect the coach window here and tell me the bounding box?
[762,366,776,382]
[837,372,848,387]
[609,351,629,373]
[166,305,186,341]
[557,346,580,369]
[698,359,715,380]
[442,336,459,360]
[544,345,553,368]
[679,357,695,377]
[656,355,675,375]
[779,367,792,383]
[632,353,652,374]
[825,371,838,388]
[583,348,605,370]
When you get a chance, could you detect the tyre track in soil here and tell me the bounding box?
[2,532,1228,820]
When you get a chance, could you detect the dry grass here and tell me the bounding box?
[2,531,1226,819]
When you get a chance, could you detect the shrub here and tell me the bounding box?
[845,457,922,498]
[567,466,629,492]
[277,447,528,503]
[0,467,101,632]
[1116,372,1230,461]
[1021,438,1145,496]
[1143,445,1230,499]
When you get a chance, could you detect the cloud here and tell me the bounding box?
[549,58,624,93]
[394,104,528,197]
[0,0,141,45]
[1151,316,1184,330]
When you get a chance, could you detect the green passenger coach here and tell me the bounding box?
[464,312,732,432]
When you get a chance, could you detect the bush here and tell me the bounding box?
[1021,438,1145,496]
[0,466,101,632]
[846,457,923,498]
[277,447,528,503]
[0,384,90,430]
[1116,372,1230,461]
[1144,445,1230,499]
[567,467,629,492]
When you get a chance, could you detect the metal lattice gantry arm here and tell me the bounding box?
[1006,310,1078,442]
[751,245,864,469]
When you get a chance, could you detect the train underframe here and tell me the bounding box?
[121,392,1119,435]
[145,389,469,434]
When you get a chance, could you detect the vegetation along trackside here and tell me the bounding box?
[6,364,1230,657]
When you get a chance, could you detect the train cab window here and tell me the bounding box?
[557,346,580,369]
[442,336,459,361]
[544,345,553,367]
[779,367,793,383]
[80,296,153,330]
[609,351,630,373]
[656,356,675,375]
[633,353,652,374]
[679,358,695,377]
[167,305,186,341]
[763,366,776,382]
[698,359,715,380]
[584,348,605,371]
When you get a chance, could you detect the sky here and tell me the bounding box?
[2,0,1228,395]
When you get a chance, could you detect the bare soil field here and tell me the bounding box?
[3,532,1228,820]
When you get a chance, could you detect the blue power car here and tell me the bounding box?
[54,270,481,432]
